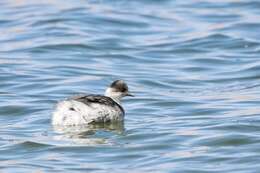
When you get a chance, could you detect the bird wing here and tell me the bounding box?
[69,94,116,107]
[70,94,125,116]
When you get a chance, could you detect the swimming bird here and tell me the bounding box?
[52,80,133,126]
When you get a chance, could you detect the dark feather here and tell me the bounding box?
[68,94,125,114]
[110,80,128,93]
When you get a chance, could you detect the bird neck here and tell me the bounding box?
[105,88,122,105]
[110,97,121,105]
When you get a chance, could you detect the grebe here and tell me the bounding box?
[52,80,133,126]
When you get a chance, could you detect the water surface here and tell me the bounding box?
[1,0,260,172]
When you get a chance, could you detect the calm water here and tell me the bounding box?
[1,0,260,172]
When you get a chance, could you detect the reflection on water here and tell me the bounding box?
[52,122,124,146]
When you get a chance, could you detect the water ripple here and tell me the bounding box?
[0,0,260,172]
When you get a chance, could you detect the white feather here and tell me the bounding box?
[52,100,124,126]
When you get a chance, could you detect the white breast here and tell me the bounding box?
[52,100,124,126]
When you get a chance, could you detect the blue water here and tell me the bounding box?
[1,0,260,172]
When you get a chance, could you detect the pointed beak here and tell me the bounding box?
[126,92,134,97]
